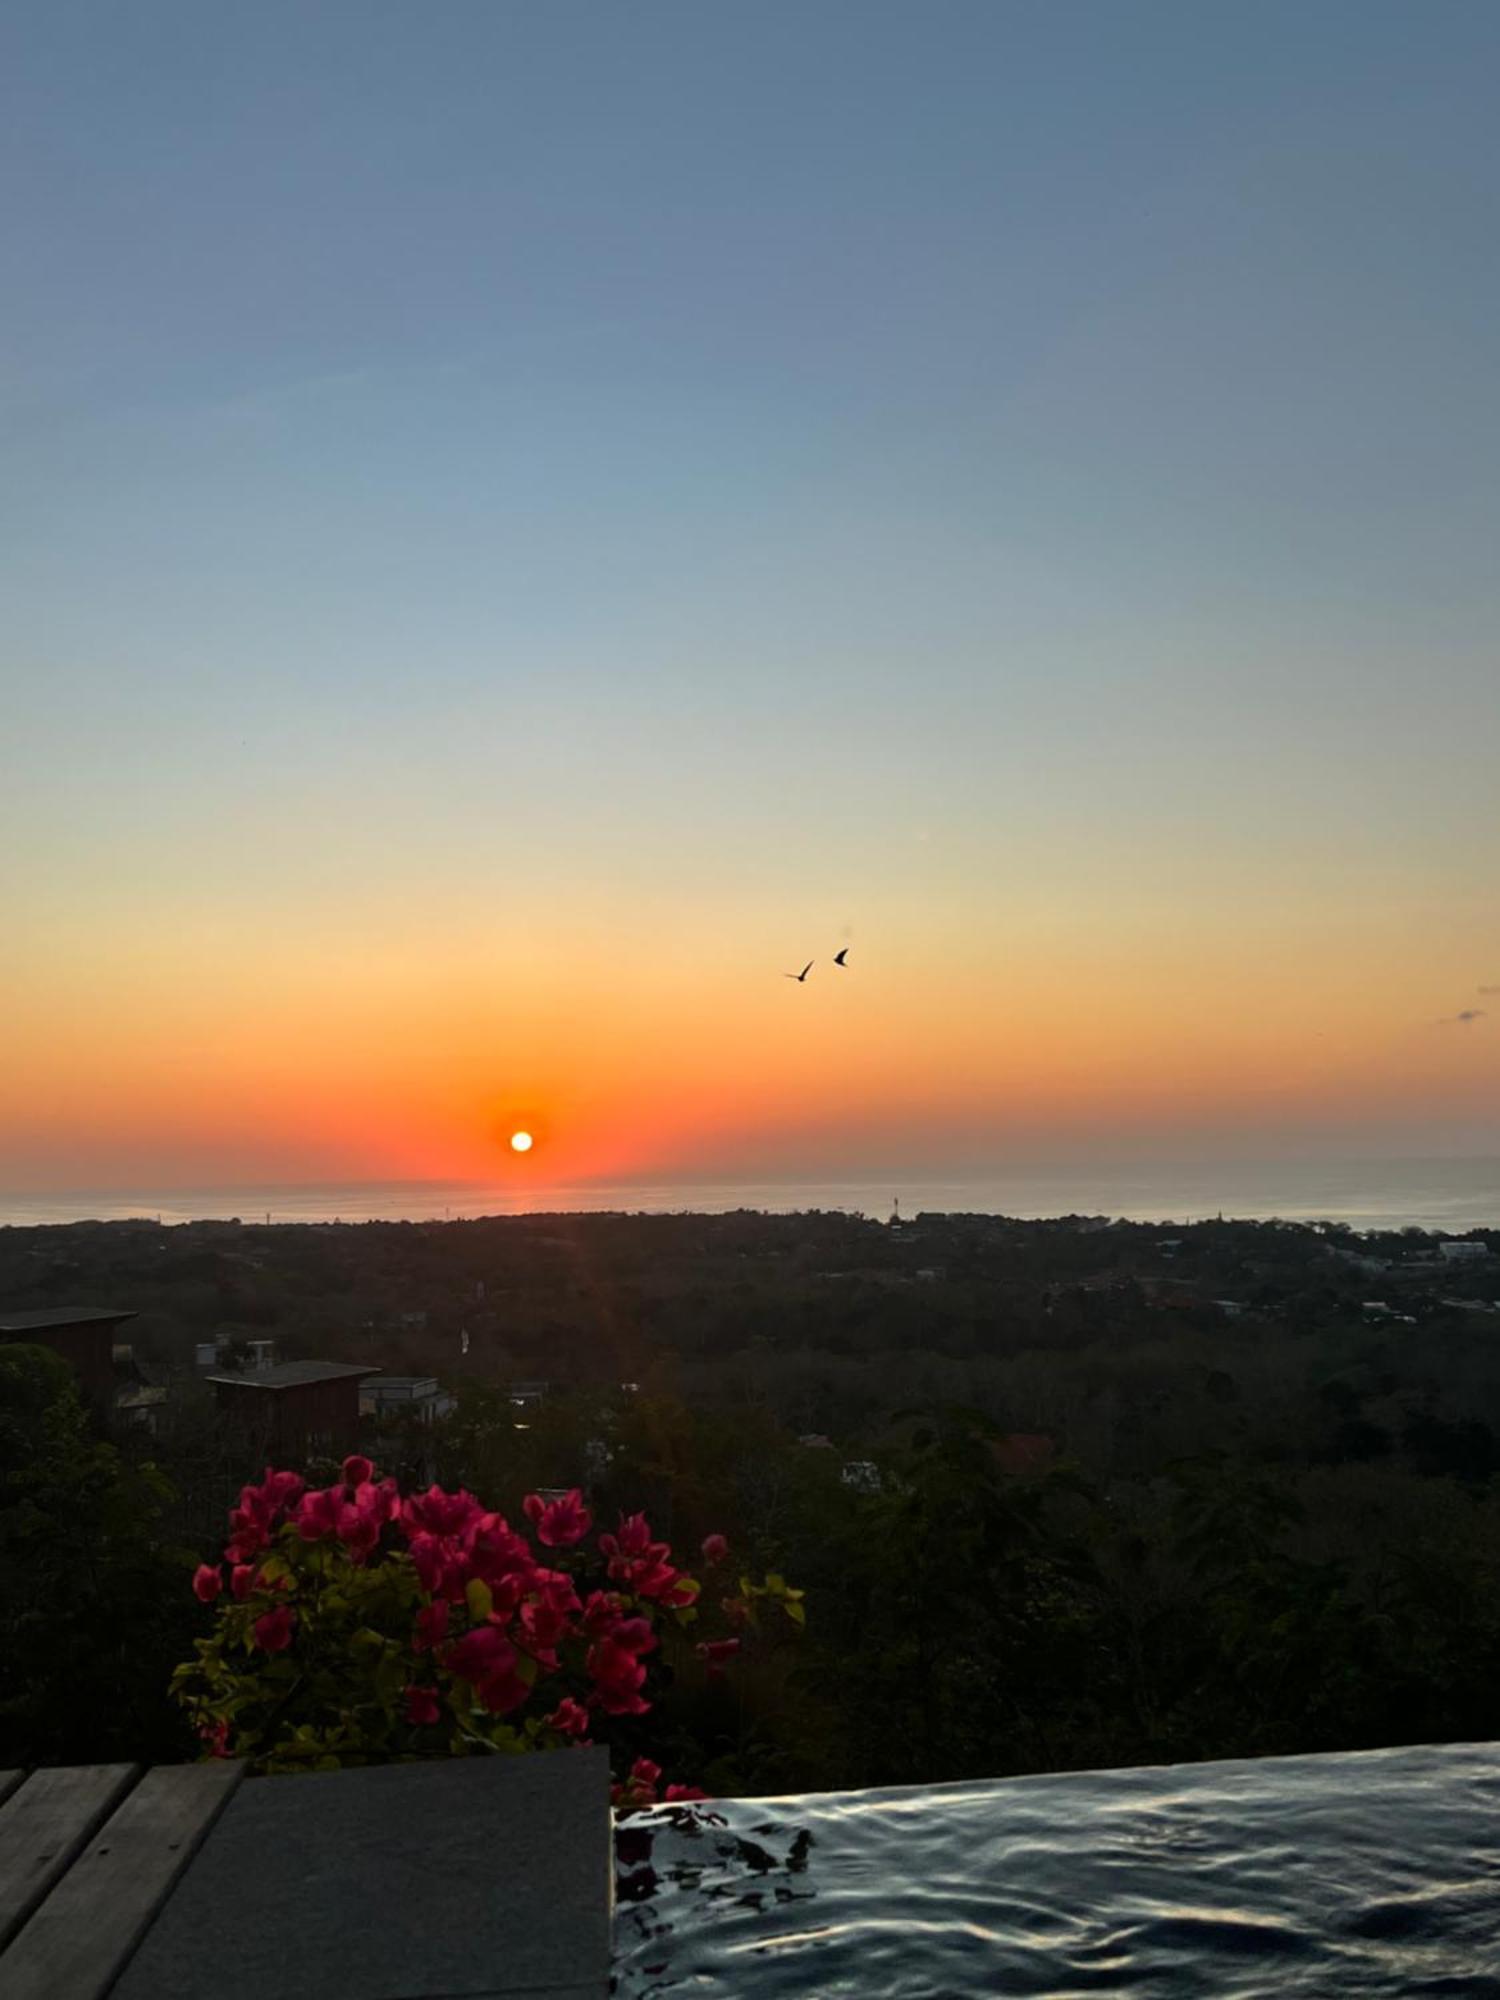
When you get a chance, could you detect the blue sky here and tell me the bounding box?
[4,2,1499,1187]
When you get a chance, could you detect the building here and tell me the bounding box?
[208,1360,378,1460]
[115,1382,171,1434]
[1439,1241,1490,1262]
[360,1375,456,1425]
[0,1306,137,1409]
[195,1337,278,1372]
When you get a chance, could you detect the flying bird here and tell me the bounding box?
[833,948,849,966]
[786,961,813,983]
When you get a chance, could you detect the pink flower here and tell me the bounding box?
[665,1783,709,1801]
[338,1517,378,1563]
[612,1756,664,1810]
[192,1563,223,1603]
[603,1512,656,1559]
[532,1568,582,1616]
[413,1600,450,1652]
[492,1571,534,1620]
[522,1488,593,1547]
[614,1615,656,1653]
[586,1633,653,1716]
[599,1512,682,1594]
[464,1512,535,1586]
[259,1468,305,1510]
[407,1531,468,1599]
[445,1622,533,1712]
[229,1563,257,1601]
[401,1485,482,1538]
[334,1484,394,1564]
[546,1696,592,1739]
[223,1508,269,1564]
[404,1684,442,1726]
[197,1716,231,1758]
[252,1603,296,1652]
[701,1532,729,1565]
[342,1453,374,1488]
[581,1589,626,1637]
[477,1667,531,1715]
[445,1623,518,1686]
[221,1468,307,1562]
[294,1485,341,1541]
[518,1598,568,1667]
[633,1560,694,1605]
[696,1637,740,1679]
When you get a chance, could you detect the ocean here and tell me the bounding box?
[2,1157,1498,1232]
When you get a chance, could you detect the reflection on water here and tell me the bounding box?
[613,1743,1500,1995]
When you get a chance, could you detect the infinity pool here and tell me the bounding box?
[614,1742,1500,1995]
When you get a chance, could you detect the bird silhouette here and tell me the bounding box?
[833,948,849,966]
[786,961,813,982]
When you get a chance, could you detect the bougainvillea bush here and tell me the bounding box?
[172,1457,802,1806]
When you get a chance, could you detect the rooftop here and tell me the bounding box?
[0,1306,137,1333]
[206,1361,379,1391]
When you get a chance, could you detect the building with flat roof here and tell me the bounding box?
[361,1375,456,1425]
[208,1360,378,1460]
[0,1306,137,1408]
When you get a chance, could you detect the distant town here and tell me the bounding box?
[4,1206,1498,1483]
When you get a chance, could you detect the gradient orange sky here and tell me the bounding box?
[4,5,1499,1194]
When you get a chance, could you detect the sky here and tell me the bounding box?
[3,0,1499,1196]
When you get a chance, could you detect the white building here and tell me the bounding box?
[361,1375,456,1424]
[195,1337,277,1372]
[1439,1241,1490,1262]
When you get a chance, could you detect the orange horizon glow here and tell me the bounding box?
[3,886,1497,1193]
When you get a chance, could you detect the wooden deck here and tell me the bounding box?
[0,1761,243,1999]
[0,1750,612,2000]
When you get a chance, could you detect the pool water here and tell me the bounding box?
[613,1742,1500,1995]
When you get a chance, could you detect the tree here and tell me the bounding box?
[0,1343,193,1766]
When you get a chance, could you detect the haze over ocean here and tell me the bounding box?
[5,1158,1498,1233]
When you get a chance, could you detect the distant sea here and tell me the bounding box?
[2,1158,1498,1232]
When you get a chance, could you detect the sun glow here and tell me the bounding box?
[509,1130,534,1154]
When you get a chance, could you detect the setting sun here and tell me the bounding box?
[509,1130,534,1154]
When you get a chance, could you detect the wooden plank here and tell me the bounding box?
[0,1766,140,1952]
[0,1761,242,2000]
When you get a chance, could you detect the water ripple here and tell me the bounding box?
[613,1742,1500,1995]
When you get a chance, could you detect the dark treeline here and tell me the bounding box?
[4,1207,1500,1789]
